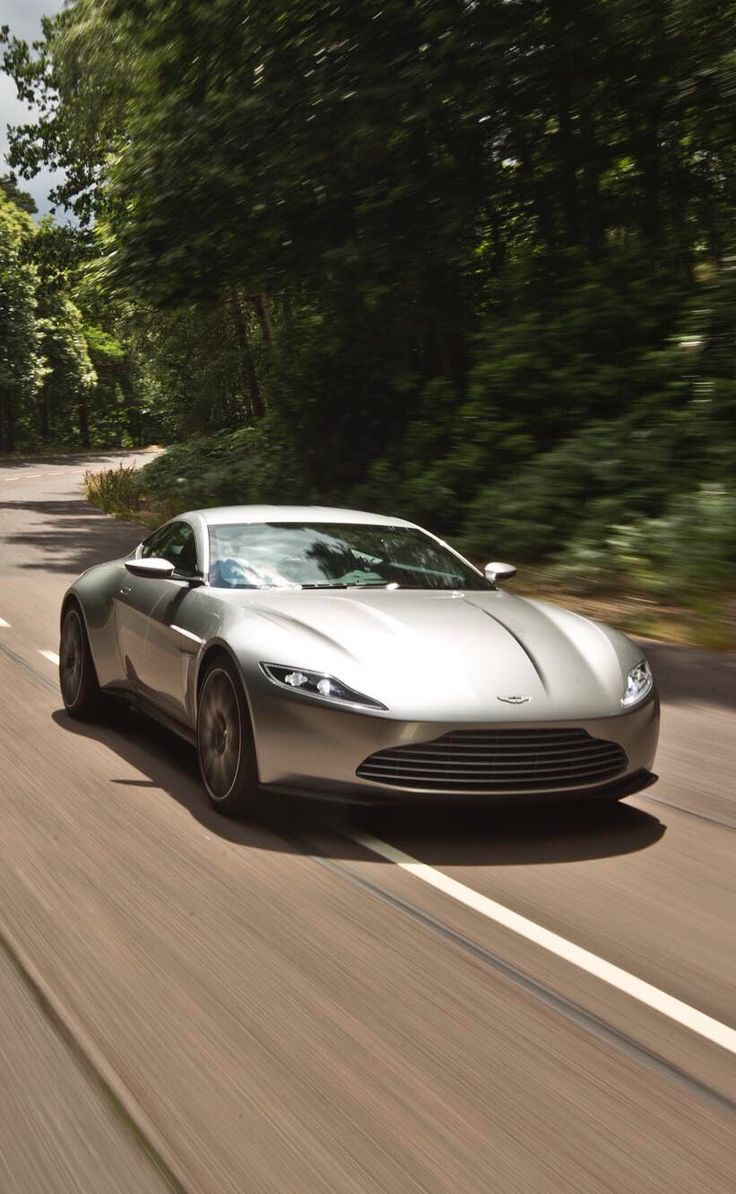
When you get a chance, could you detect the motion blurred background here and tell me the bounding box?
[2,0,736,644]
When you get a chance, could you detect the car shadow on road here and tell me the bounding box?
[52,707,666,867]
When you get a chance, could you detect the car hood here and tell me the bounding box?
[226,588,642,721]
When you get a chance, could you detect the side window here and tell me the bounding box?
[141,525,172,559]
[173,526,199,576]
[141,522,199,576]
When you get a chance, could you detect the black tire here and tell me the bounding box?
[59,604,101,719]
[197,656,260,816]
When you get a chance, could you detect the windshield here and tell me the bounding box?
[208,522,491,591]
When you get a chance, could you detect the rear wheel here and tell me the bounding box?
[197,657,260,815]
[59,604,101,719]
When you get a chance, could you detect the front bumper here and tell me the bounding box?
[249,682,660,805]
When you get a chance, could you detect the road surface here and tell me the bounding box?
[0,452,733,1192]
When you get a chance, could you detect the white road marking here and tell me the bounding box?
[352,831,736,1055]
[0,618,9,628]
[39,650,60,666]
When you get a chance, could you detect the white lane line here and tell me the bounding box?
[0,469,71,484]
[0,618,9,628]
[352,831,736,1055]
[39,650,60,666]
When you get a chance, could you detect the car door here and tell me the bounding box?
[136,521,205,725]
[114,522,179,694]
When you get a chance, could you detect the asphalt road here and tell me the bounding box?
[0,453,734,1193]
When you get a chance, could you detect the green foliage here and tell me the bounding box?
[36,293,97,447]
[0,172,36,214]
[0,183,156,452]
[3,0,736,621]
[0,193,40,451]
[610,486,736,597]
[1,2,137,223]
[134,423,308,514]
[99,0,490,312]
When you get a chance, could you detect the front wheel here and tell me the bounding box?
[59,604,101,719]
[197,658,260,816]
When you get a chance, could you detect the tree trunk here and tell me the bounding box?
[550,0,579,246]
[230,290,264,419]
[424,263,467,401]
[118,363,141,446]
[579,104,604,255]
[78,394,91,449]
[251,292,274,348]
[1,389,15,453]
[635,10,666,251]
[40,378,50,442]
[639,111,662,249]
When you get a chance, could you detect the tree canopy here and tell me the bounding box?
[2,0,736,597]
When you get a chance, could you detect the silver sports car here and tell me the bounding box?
[59,505,659,813]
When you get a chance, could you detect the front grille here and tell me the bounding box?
[356,728,628,793]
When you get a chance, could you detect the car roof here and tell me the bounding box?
[184,505,418,529]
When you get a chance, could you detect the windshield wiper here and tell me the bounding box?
[297,581,399,590]
[347,581,399,589]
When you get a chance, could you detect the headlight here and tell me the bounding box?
[260,664,387,710]
[622,659,653,708]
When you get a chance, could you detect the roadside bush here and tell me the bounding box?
[131,419,309,513]
[459,415,680,563]
[609,485,736,597]
[84,464,140,516]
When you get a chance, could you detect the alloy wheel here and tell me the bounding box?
[198,667,243,801]
[60,609,84,708]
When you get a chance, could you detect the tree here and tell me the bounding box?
[0,172,37,214]
[1,3,137,223]
[36,294,97,446]
[3,0,736,595]
[0,194,39,452]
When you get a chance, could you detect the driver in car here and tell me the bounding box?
[211,556,292,589]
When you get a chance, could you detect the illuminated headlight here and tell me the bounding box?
[622,659,653,708]
[260,664,387,710]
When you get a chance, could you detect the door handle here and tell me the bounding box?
[119,586,132,597]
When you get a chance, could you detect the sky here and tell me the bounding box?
[0,0,66,215]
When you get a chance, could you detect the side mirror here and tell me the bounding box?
[125,557,176,579]
[485,561,517,585]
